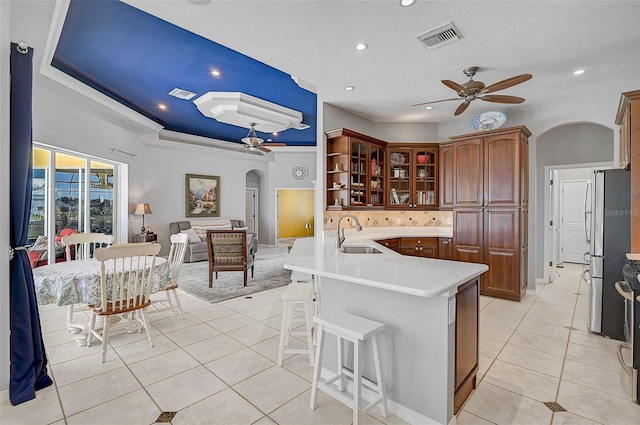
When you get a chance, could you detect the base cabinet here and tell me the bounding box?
[454,278,479,414]
[438,237,453,260]
[399,237,438,258]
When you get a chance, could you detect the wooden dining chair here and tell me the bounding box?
[149,233,188,318]
[61,232,114,261]
[206,229,255,287]
[87,243,161,363]
[60,232,115,330]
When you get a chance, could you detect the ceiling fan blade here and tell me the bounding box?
[479,95,525,104]
[261,142,286,147]
[258,146,272,153]
[483,74,532,93]
[411,98,460,107]
[454,101,471,116]
[442,80,466,93]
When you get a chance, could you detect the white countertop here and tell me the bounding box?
[284,232,488,297]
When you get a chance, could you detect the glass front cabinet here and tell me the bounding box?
[325,129,387,210]
[387,144,438,209]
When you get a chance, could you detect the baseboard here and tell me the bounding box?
[319,367,442,425]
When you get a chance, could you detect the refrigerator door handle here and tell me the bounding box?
[582,268,591,283]
[584,180,592,244]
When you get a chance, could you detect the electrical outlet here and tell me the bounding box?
[446,217,452,225]
[396,217,402,224]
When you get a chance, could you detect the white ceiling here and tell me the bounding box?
[123,0,640,127]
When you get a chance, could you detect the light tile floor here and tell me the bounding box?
[1,263,639,424]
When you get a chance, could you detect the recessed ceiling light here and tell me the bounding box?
[355,43,368,51]
[272,132,278,136]
[158,103,167,110]
[399,0,416,7]
[573,69,585,75]
[211,70,221,77]
[345,86,355,91]
[425,106,433,110]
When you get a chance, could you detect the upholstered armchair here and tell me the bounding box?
[206,229,255,287]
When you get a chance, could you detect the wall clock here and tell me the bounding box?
[291,164,309,182]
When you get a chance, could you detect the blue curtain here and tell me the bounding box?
[9,42,52,405]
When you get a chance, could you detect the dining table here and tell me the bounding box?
[32,257,172,343]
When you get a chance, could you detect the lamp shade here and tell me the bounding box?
[134,203,152,215]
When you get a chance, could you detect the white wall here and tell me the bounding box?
[1,0,12,393]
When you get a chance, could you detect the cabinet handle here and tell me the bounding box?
[385,243,389,246]
[419,247,423,251]
[442,240,450,245]
[415,247,419,251]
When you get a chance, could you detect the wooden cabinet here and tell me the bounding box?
[449,126,530,301]
[439,143,454,209]
[453,138,483,208]
[325,129,387,210]
[454,278,479,414]
[438,237,453,260]
[453,209,483,264]
[615,91,640,252]
[376,237,400,252]
[399,237,438,258]
[484,132,527,207]
[387,145,438,209]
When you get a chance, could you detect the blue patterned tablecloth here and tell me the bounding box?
[33,257,171,306]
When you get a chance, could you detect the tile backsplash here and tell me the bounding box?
[323,210,453,230]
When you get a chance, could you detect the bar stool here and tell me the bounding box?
[310,311,388,425]
[277,282,315,367]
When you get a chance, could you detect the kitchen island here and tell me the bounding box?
[284,234,488,425]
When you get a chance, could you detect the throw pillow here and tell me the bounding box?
[181,228,200,244]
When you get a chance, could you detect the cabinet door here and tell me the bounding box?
[439,143,454,209]
[453,209,483,264]
[387,148,412,208]
[483,208,522,300]
[438,237,453,260]
[369,145,386,207]
[484,133,521,207]
[350,139,369,207]
[414,148,438,208]
[454,278,479,414]
[453,139,483,207]
[620,103,631,169]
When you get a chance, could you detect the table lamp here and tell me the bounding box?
[134,203,152,233]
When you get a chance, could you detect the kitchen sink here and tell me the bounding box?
[340,246,382,254]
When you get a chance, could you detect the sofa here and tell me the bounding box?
[169,219,258,263]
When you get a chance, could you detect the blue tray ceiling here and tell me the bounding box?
[52,0,317,146]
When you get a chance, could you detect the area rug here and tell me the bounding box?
[177,246,291,303]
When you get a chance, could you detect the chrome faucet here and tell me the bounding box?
[336,214,362,249]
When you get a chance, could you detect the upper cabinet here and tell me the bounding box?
[616,90,640,252]
[449,127,531,208]
[325,129,387,210]
[387,144,438,209]
[439,143,454,209]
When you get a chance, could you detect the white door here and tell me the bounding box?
[560,180,589,264]
[245,188,257,235]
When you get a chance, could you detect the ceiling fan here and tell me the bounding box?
[412,67,532,116]
[241,122,286,153]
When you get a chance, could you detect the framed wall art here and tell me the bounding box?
[185,174,220,217]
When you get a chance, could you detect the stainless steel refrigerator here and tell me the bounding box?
[586,169,630,341]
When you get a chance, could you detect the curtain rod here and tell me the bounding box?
[109,147,137,158]
[16,40,29,54]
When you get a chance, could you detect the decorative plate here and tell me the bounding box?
[390,152,405,164]
[291,164,308,182]
[471,111,507,131]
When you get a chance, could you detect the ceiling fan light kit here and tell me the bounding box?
[412,66,532,116]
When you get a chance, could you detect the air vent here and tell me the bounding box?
[168,88,197,100]
[415,21,462,51]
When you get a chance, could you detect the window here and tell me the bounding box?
[29,145,121,266]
